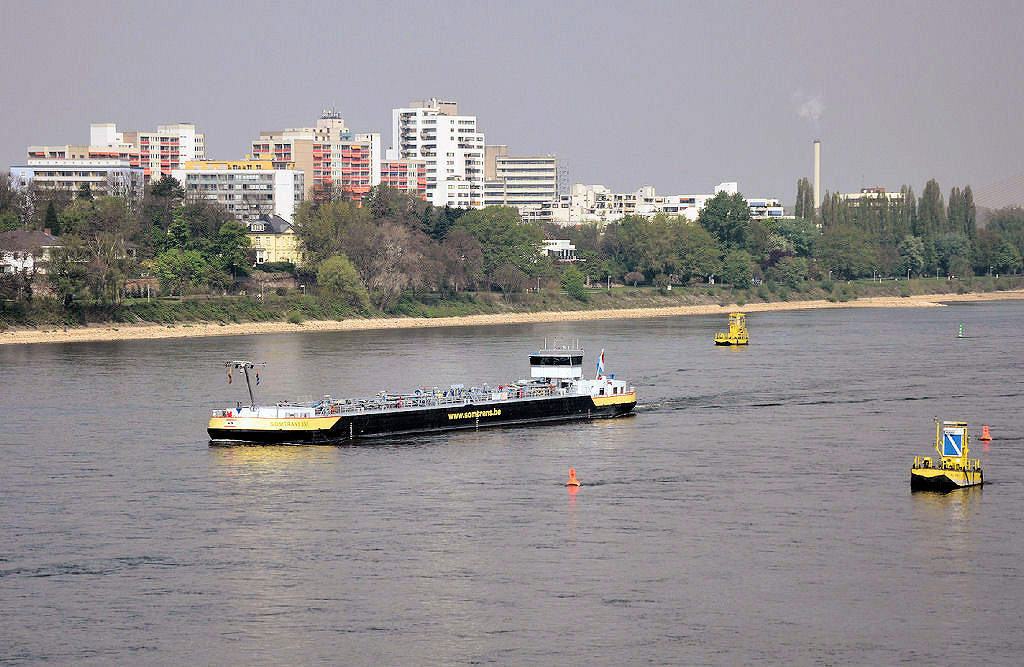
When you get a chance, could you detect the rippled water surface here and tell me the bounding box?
[3,302,1024,663]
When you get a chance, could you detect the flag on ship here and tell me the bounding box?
[255,369,260,386]
[228,368,232,384]
[596,349,606,379]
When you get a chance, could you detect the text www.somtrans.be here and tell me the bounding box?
[447,408,502,420]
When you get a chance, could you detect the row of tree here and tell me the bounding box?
[0,174,251,304]
[3,171,1024,312]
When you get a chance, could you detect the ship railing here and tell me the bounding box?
[306,383,558,415]
[938,457,982,471]
[914,455,982,471]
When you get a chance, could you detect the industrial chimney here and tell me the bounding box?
[813,139,821,212]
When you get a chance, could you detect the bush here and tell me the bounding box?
[624,271,645,287]
[259,261,296,273]
[559,266,588,302]
[286,310,305,324]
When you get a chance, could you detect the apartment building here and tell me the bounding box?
[380,159,428,199]
[549,182,783,225]
[251,111,381,200]
[10,157,144,199]
[171,158,304,222]
[837,187,906,204]
[91,122,205,180]
[386,98,485,208]
[484,145,558,221]
[23,122,204,185]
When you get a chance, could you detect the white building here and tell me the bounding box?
[484,146,559,221]
[550,182,783,225]
[0,230,61,275]
[90,122,205,181]
[386,98,485,208]
[171,160,304,223]
[10,158,144,199]
[542,239,577,262]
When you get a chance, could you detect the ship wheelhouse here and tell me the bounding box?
[530,338,584,382]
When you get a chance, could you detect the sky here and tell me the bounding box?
[2,0,1022,206]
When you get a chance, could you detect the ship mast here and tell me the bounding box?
[225,360,264,407]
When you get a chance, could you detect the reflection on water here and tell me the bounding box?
[910,484,983,522]
[209,444,342,466]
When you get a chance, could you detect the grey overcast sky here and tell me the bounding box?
[2,0,1022,204]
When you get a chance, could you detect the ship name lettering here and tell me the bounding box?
[447,408,502,420]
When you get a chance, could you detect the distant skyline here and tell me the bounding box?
[3,0,1022,205]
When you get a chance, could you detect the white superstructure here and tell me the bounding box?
[386,98,485,208]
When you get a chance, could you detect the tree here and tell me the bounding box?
[214,221,251,278]
[292,198,372,268]
[672,222,722,281]
[624,271,645,287]
[559,265,588,301]
[151,248,208,296]
[491,263,527,298]
[440,228,484,291]
[77,183,94,201]
[47,236,91,306]
[44,201,59,234]
[769,256,808,288]
[142,176,184,232]
[817,224,876,279]
[994,240,1023,274]
[86,232,135,303]
[721,249,753,287]
[795,177,815,220]
[768,216,818,256]
[346,220,428,310]
[973,227,1002,274]
[963,185,977,244]
[933,232,971,273]
[698,191,750,249]
[917,179,946,238]
[453,206,542,274]
[365,185,431,232]
[316,255,369,310]
[986,206,1024,265]
[897,235,925,277]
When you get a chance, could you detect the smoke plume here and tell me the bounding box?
[792,90,824,129]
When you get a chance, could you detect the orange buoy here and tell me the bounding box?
[566,468,580,486]
[980,425,992,441]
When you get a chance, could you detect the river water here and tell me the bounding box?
[2,302,1023,664]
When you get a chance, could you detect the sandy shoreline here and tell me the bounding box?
[3,290,1023,346]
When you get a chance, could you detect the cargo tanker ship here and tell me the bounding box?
[208,339,636,444]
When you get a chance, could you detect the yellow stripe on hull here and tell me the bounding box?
[208,416,341,432]
[591,393,637,407]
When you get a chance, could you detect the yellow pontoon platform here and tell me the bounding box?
[911,420,983,491]
[714,312,749,345]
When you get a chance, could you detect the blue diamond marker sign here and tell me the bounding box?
[942,427,964,457]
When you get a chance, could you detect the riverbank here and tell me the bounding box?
[3,289,1023,346]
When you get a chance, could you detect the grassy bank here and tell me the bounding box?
[2,275,1022,332]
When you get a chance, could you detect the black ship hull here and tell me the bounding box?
[208,393,636,445]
